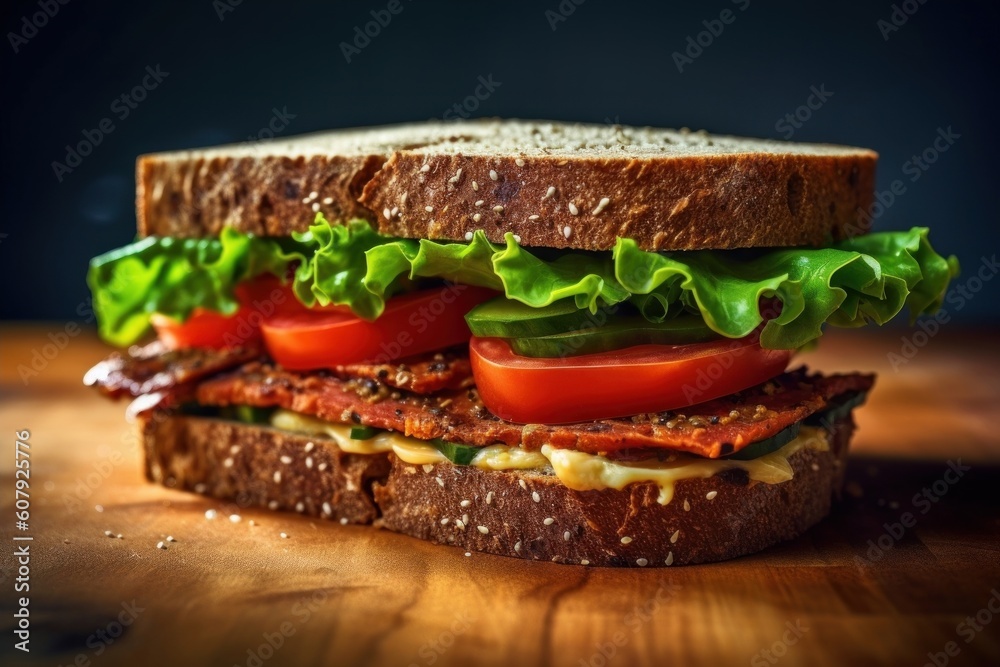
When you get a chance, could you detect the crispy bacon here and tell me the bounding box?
[195,364,874,459]
[334,347,473,394]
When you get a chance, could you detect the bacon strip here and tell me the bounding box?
[195,365,874,459]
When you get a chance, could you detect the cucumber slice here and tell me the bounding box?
[509,315,717,358]
[431,439,481,465]
[724,423,801,460]
[805,391,868,427]
[222,405,276,424]
[465,297,609,338]
[350,426,380,440]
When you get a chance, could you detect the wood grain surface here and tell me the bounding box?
[1,325,998,667]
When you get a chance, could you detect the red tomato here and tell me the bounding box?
[469,335,794,424]
[152,277,306,350]
[260,285,497,369]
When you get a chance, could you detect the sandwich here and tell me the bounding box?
[83,120,958,567]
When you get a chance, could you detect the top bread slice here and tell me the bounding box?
[137,119,877,251]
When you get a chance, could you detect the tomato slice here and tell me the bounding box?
[261,285,497,369]
[469,335,794,424]
[152,277,305,350]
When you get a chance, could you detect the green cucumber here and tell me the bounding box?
[509,315,717,358]
[222,405,276,424]
[350,426,380,440]
[725,423,801,461]
[805,391,869,427]
[431,439,482,466]
[465,297,611,338]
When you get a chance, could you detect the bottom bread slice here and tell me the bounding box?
[139,414,854,566]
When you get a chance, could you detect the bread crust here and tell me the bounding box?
[138,411,855,565]
[139,414,389,524]
[136,120,876,251]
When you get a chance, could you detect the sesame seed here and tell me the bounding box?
[465,552,472,557]
[563,531,571,541]
[683,499,691,512]
[420,164,430,173]
[568,202,579,215]
[563,226,572,239]
[229,514,241,523]
[205,509,217,520]
[519,480,528,491]
[322,502,333,515]
[339,517,348,525]
[514,540,522,553]
[295,502,304,513]
[323,197,333,205]
[425,206,434,213]
[249,520,256,526]
[194,483,207,494]
[528,215,539,221]
[580,559,590,565]
[460,499,472,508]
[223,457,234,468]
[304,441,314,452]
[621,536,633,544]
[636,558,649,567]
[477,525,489,534]
[489,169,498,181]
[422,464,434,473]
[472,180,479,191]
[543,186,556,199]
[475,200,484,207]
[811,463,820,472]
[515,158,526,167]
[95,504,104,512]
[436,477,445,487]
[317,463,328,472]
[311,202,320,212]
[531,491,540,503]
[280,455,292,465]
[308,191,318,200]
[267,501,279,510]
[273,471,282,483]
[280,532,289,539]
[513,234,521,243]
[670,530,680,544]
[486,491,494,504]
[400,192,407,204]
[157,541,167,550]
[462,513,469,524]
[493,205,504,213]
[306,457,314,469]
[464,231,474,241]
[448,168,463,183]
[302,198,311,205]
[441,518,450,525]
[454,520,466,530]
[390,206,399,218]
[104,530,114,537]
[665,552,675,566]
[230,445,241,455]
[592,197,610,215]
[472,213,482,223]
[166,536,177,542]
[543,517,555,526]
[706,491,718,500]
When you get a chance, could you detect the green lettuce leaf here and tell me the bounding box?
[88,215,958,349]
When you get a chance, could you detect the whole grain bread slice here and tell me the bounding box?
[137,119,876,251]
[138,412,855,566]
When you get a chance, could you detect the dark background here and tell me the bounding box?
[2,0,997,323]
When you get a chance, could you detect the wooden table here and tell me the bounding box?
[1,325,998,667]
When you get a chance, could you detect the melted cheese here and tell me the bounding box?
[540,427,828,505]
[268,409,827,504]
